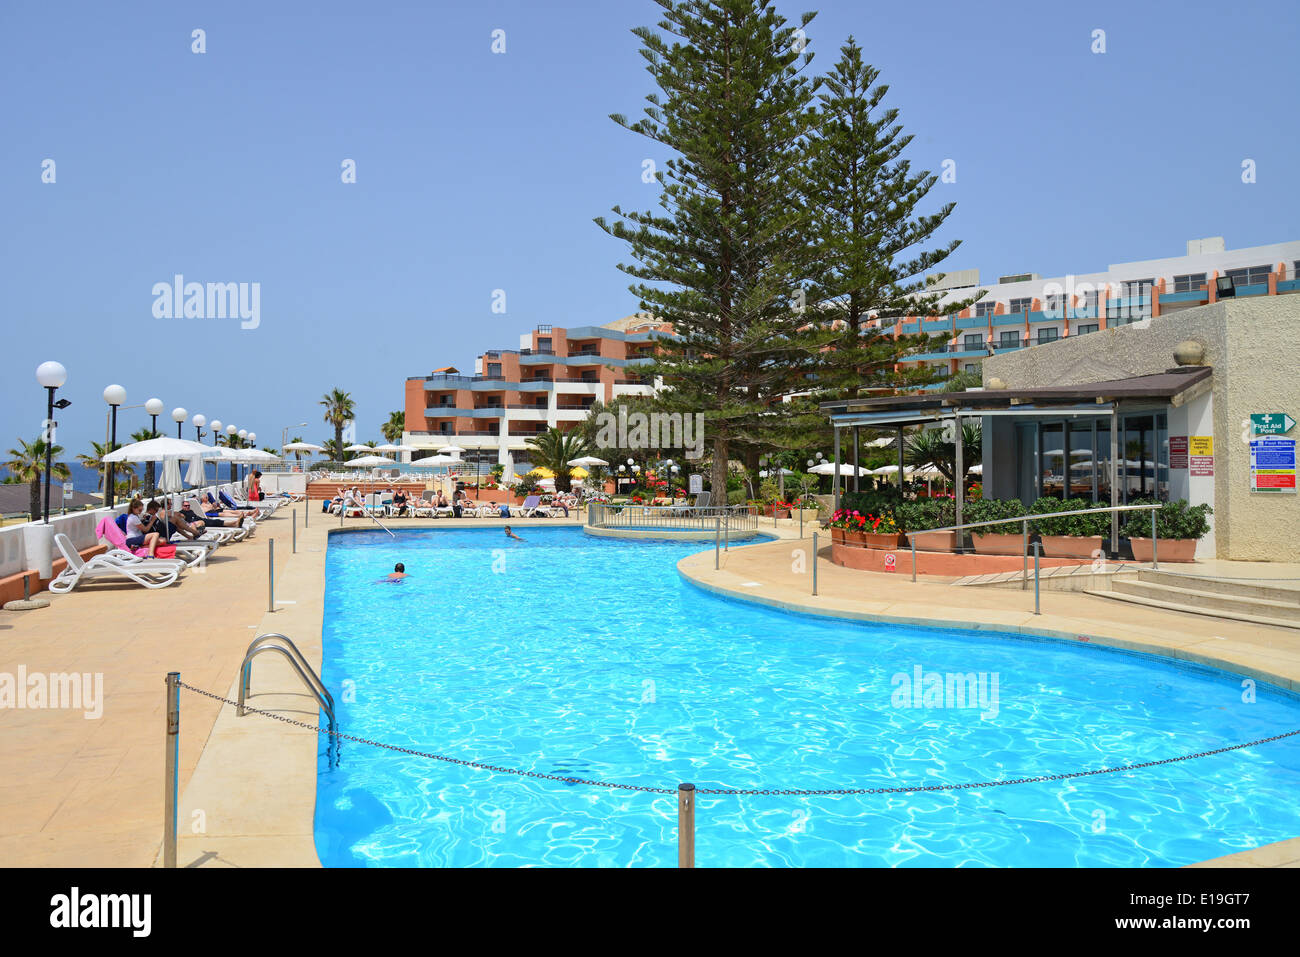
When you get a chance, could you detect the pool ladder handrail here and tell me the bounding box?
[237,632,338,769]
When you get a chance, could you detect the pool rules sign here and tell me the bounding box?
[1249,438,1296,493]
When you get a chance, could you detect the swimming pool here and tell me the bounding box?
[314,527,1300,867]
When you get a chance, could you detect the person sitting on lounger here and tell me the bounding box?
[158,500,206,539]
[180,499,237,529]
[125,499,165,557]
[392,490,408,516]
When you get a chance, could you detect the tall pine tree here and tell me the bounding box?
[597,0,826,497]
[806,38,972,398]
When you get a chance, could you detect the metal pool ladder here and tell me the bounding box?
[238,632,339,769]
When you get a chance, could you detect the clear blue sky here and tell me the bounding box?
[3,0,1296,462]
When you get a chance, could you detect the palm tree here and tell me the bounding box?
[288,435,305,466]
[381,411,405,445]
[904,422,982,484]
[77,441,111,491]
[131,428,160,493]
[524,427,593,493]
[320,388,355,461]
[5,437,71,518]
[320,438,345,462]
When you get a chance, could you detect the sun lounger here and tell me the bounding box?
[512,495,555,518]
[97,517,214,569]
[50,533,183,592]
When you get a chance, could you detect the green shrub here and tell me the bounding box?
[1030,497,1110,537]
[727,489,747,506]
[895,497,954,532]
[963,497,1027,534]
[841,487,903,522]
[1122,498,1213,540]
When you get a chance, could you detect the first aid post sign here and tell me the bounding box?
[1250,413,1296,436]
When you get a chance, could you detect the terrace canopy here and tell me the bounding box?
[819,365,1213,542]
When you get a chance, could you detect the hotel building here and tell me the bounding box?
[402,315,671,468]
[894,237,1300,377]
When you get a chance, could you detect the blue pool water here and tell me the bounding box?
[314,527,1300,867]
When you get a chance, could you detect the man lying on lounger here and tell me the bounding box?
[199,493,252,524]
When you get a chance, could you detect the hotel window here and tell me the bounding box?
[1075,323,1099,335]
[1042,294,1065,317]
[974,301,996,317]
[963,363,979,374]
[1124,278,1154,298]
[999,330,1020,347]
[1173,273,1207,292]
[1036,328,1059,343]
[1078,290,1098,315]
[963,333,984,350]
[538,338,552,352]
[1224,264,1271,288]
[1009,297,1032,314]
[487,363,502,378]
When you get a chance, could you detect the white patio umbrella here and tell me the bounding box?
[102,436,221,463]
[969,463,984,475]
[282,442,324,454]
[346,455,396,469]
[568,455,609,468]
[809,462,870,476]
[438,445,466,455]
[373,443,403,453]
[238,449,281,464]
[502,453,517,487]
[184,454,207,486]
[159,456,185,494]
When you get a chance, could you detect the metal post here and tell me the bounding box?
[1022,519,1029,591]
[677,783,696,868]
[911,536,917,582]
[724,509,729,551]
[268,539,275,613]
[1150,505,1159,569]
[1033,541,1041,615]
[163,671,180,868]
[954,413,964,540]
[799,502,803,538]
[43,386,56,523]
[812,531,818,595]
[714,517,720,570]
[292,509,297,553]
[833,426,841,515]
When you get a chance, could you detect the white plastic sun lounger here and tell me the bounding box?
[50,534,183,593]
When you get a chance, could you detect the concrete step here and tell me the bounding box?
[1109,578,1300,622]
[1136,568,1300,605]
[1085,585,1300,631]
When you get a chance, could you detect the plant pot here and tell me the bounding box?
[908,530,957,553]
[831,528,846,545]
[845,529,869,546]
[864,532,903,550]
[797,508,820,524]
[1129,537,1198,563]
[1040,535,1103,559]
[972,532,1024,556]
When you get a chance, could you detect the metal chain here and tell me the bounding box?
[178,681,1300,798]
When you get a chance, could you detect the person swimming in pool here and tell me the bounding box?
[385,562,408,581]
[503,526,524,541]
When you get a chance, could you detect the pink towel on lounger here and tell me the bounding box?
[95,516,177,560]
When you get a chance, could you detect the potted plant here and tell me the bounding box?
[1031,497,1110,559]
[1123,498,1212,562]
[863,513,903,549]
[897,498,957,552]
[824,509,853,545]
[964,498,1028,555]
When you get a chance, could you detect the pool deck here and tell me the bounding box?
[2,512,1297,868]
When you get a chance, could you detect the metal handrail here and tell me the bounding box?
[908,502,1156,538]
[237,633,338,769]
[890,502,1164,600]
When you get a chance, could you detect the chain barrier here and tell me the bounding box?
[177,680,1300,798]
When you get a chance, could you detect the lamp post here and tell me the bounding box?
[145,398,164,439]
[226,424,238,483]
[283,422,307,450]
[172,407,188,440]
[102,384,127,509]
[209,420,222,445]
[37,362,68,524]
[192,413,206,442]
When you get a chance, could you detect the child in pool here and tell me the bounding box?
[503,526,524,542]
[385,562,408,582]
